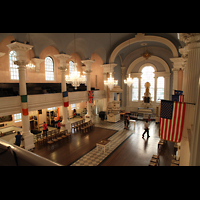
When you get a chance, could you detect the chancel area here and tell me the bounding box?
[0,33,199,166]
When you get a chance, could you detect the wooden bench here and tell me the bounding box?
[148,154,159,166]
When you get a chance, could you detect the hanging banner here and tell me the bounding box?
[21,95,28,116]
[88,91,94,103]
[159,100,186,143]
[63,91,69,107]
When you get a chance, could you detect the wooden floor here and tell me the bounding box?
[33,118,175,166]
[99,121,174,166]
[33,126,116,166]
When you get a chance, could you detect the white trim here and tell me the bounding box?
[109,33,179,63]
[127,55,170,75]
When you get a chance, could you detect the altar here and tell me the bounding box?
[138,107,153,114]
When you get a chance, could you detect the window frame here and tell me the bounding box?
[69,60,75,75]
[9,50,19,80]
[140,66,155,101]
[156,76,165,102]
[132,77,139,101]
[45,56,54,81]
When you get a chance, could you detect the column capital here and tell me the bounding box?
[54,54,72,71]
[178,33,200,50]
[100,63,117,74]
[14,60,28,69]
[32,58,44,73]
[170,57,184,70]
[7,42,33,61]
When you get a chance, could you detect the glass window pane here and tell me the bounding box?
[132,78,138,101]
[140,66,155,101]
[45,56,54,81]
[157,76,164,101]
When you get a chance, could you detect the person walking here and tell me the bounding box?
[142,120,150,139]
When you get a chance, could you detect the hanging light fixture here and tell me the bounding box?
[124,37,134,87]
[26,33,35,70]
[104,72,118,90]
[124,73,134,87]
[104,33,118,90]
[65,63,86,90]
[65,33,86,90]
[26,60,35,70]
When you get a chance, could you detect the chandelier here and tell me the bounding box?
[104,72,118,91]
[65,64,86,90]
[26,60,35,70]
[124,73,134,87]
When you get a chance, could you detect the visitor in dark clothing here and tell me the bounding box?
[15,131,22,147]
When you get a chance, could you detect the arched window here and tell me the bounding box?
[157,76,164,101]
[9,50,19,80]
[140,66,155,101]
[132,78,139,101]
[69,60,75,75]
[45,56,54,81]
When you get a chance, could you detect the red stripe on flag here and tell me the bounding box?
[171,101,178,141]
[159,117,162,138]
[174,102,182,142]
[167,119,172,141]
[177,103,186,142]
[164,118,168,140]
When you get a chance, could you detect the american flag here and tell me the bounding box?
[172,95,184,102]
[159,100,186,143]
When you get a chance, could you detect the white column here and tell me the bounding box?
[7,42,34,150]
[178,33,200,166]
[179,47,188,94]
[170,57,184,93]
[100,63,117,103]
[102,72,108,111]
[54,54,72,133]
[121,66,126,109]
[164,73,170,100]
[154,73,157,102]
[81,60,95,120]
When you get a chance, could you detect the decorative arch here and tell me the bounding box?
[139,63,157,73]
[127,55,170,75]
[109,34,179,63]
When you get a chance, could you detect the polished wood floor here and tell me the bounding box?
[33,119,175,166]
[99,121,174,166]
[33,127,116,166]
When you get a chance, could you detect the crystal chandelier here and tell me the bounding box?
[124,73,134,87]
[26,60,35,70]
[104,72,118,91]
[65,63,86,90]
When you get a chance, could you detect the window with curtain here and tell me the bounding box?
[156,76,164,101]
[140,66,155,101]
[9,50,19,80]
[45,56,54,81]
[132,77,139,101]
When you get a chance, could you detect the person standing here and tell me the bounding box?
[43,121,48,137]
[15,131,22,147]
[142,120,150,138]
[126,115,130,129]
[57,120,61,134]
